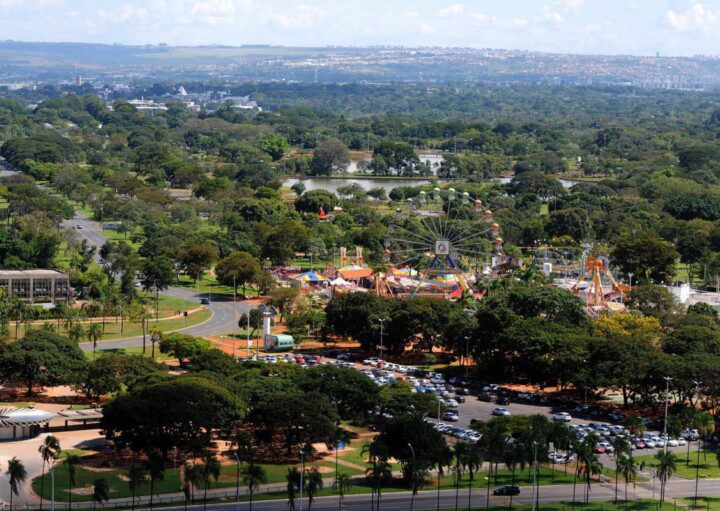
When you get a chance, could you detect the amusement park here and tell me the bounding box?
[280,187,635,317]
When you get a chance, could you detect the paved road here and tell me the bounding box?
[64,211,252,351]
[22,476,720,511]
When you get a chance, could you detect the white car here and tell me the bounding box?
[492,407,511,416]
[552,412,572,422]
[666,438,679,447]
[644,440,657,449]
[676,437,687,446]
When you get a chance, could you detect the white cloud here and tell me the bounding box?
[268,3,325,29]
[438,3,464,18]
[665,3,718,31]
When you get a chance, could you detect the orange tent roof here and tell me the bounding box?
[338,267,373,279]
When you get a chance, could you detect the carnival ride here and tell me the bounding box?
[383,188,504,301]
[570,255,630,315]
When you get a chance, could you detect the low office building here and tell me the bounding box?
[0,269,70,303]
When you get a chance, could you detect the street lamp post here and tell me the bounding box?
[408,443,416,511]
[693,381,703,509]
[49,457,56,511]
[379,318,386,359]
[464,336,470,379]
[299,450,305,511]
[663,376,673,451]
[628,273,633,288]
[246,310,251,358]
[531,441,538,511]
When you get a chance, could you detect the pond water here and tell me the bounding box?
[283,177,433,193]
[282,176,579,194]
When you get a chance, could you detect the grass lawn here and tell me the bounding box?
[635,449,720,479]
[175,273,255,298]
[682,497,720,510]
[32,463,182,502]
[15,307,211,345]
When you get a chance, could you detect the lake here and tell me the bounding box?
[283,177,433,193]
[282,176,578,194]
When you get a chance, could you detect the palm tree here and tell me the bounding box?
[232,431,254,501]
[182,463,203,508]
[200,453,221,511]
[149,326,163,358]
[451,447,465,511]
[655,450,677,502]
[127,463,148,511]
[433,446,452,511]
[333,473,352,508]
[65,453,82,511]
[143,451,166,510]
[286,467,300,511]
[575,437,602,503]
[240,461,267,511]
[60,307,76,334]
[617,454,637,509]
[612,436,631,503]
[91,478,109,511]
[87,322,103,358]
[462,443,483,511]
[131,304,152,355]
[38,435,61,511]
[305,467,323,509]
[68,323,85,343]
[365,459,392,511]
[551,421,573,476]
[6,456,27,511]
[363,438,392,511]
[482,418,509,482]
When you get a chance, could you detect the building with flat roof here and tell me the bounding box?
[0,269,70,303]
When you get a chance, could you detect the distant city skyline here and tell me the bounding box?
[1,0,720,57]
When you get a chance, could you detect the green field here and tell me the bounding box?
[635,449,720,479]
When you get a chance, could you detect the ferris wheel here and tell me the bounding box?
[383,187,504,289]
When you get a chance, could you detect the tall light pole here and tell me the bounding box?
[379,318,386,359]
[299,450,305,511]
[693,380,702,509]
[628,272,633,289]
[408,442,416,511]
[246,310,251,358]
[663,376,673,452]
[531,441,538,511]
[50,457,56,511]
[464,336,470,378]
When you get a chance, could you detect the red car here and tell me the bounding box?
[634,440,646,449]
[595,446,606,454]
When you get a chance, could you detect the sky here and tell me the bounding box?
[1,0,720,57]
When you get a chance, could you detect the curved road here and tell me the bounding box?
[0,156,252,351]
[64,212,252,352]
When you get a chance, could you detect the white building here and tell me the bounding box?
[0,407,54,440]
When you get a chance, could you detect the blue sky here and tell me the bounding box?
[1,0,719,56]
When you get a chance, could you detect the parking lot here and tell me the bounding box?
[242,353,702,459]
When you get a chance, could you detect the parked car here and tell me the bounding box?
[492,407,510,416]
[682,428,700,441]
[634,440,646,449]
[477,392,495,402]
[552,412,572,422]
[443,412,460,422]
[494,485,520,496]
[496,397,511,406]
[666,438,679,447]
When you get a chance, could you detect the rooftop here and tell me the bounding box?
[0,269,68,278]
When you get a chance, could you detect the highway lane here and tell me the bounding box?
[87,477,720,511]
